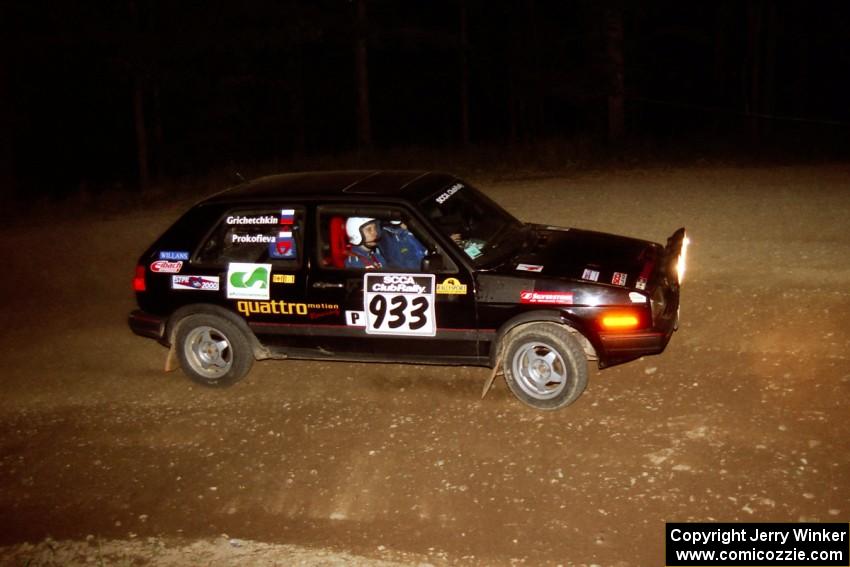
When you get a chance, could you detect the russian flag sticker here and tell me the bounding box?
[270,231,296,258]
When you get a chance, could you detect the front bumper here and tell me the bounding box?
[597,296,679,368]
[598,328,674,367]
[128,310,167,342]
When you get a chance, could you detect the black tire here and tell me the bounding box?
[501,323,588,410]
[174,314,254,387]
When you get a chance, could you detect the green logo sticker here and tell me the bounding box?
[227,263,271,300]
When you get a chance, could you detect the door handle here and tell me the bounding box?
[312,281,344,289]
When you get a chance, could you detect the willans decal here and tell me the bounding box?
[158,251,189,260]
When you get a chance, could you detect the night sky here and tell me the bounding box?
[2,1,850,197]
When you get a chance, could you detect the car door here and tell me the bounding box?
[304,204,479,362]
[192,205,317,351]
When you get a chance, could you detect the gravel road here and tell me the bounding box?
[1,164,847,566]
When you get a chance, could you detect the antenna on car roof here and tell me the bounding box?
[233,172,246,184]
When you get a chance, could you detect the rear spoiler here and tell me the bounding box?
[663,227,688,286]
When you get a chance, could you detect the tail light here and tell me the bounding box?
[133,265,147,292]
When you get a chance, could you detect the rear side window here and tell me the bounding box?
[196,207,304,266]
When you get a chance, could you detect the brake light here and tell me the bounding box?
[600,313,639,330]
[133,265,146,292]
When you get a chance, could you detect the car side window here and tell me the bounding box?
[196,207,304,266]
[316,206,447,273]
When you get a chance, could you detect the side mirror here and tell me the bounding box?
[421,251,445,272]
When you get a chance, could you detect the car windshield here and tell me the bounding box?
[419,181,526,265]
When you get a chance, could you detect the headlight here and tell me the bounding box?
[676,235,690,284]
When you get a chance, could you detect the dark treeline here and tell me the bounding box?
[2,1,849,197]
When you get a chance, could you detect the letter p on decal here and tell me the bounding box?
[346,311,365,327]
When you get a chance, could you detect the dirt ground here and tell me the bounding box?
[0,164,848,566]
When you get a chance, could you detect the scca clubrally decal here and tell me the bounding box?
[363,273,436,337]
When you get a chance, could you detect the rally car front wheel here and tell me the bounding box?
[502,323,588,410]
[175,314,253,387]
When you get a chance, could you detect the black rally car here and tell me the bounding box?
[130,171,687,410]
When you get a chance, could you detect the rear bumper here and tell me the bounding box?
[128,310,167,342]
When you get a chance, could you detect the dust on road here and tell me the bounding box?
[0,165,848,566]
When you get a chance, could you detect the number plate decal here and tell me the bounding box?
[363,273,436,336]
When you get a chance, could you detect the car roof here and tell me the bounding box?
[201,170,460,206]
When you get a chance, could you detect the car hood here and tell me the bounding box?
[501,224,663,290]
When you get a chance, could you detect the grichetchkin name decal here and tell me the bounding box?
[226,215,278,225]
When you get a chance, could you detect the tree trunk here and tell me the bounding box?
[288,0,306,155]
[746,0,763,145]
[152,82,164,182]
[713,2,731,104]
[129,0,150,190]
[506,2,519,145]
[606,3,625,145]
[760,2,777,140]
[529,0,543,141]
[133,74,150,191]
[355,0,372,150]
[0,47,13,200]
[459,0,470,146]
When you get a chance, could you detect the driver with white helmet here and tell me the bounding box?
[344,217,387,269]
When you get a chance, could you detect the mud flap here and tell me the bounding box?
[481,348,504,399]
[164,344,179,372]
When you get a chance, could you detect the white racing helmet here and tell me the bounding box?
[345,217,378,245]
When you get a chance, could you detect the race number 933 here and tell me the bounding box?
[363,273,436,336]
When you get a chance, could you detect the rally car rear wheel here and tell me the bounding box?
[175,314,253,387]
[502,323,588,410]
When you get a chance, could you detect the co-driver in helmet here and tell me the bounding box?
[344,217,387,270]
